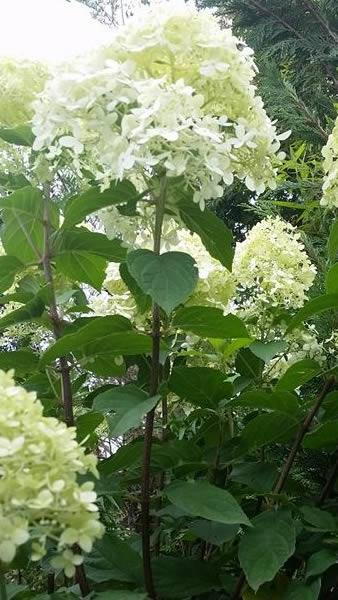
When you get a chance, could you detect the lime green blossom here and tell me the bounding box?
[233,217,316,310]
[321,116,338,208]
[0,370,104,571]
[32,0,286,209]
[0,58,47,127]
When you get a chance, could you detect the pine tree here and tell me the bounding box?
[198,0,338,146]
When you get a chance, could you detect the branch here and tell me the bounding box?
[231,376,336,600]
[42,187,90,597]
[317,452,338,506]
[141,177,167,600]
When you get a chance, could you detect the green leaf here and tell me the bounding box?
[93,384,160,438]
[127,249,198,314]
[178,197,234,270]
[231,390,300,415]
[189,520,238,545]
[325,263,338,294]
[230,462,278,492]
[250,340,288,363]
[0,186,57,264]
[303,421,338,449]
[172,306,250,339]
[0,350,38,376]
[0,295,45,331]
[76,412,104,444]
[0,255,24,292]
[168,366,233,409]
[54,228,127,262]
[153,556,221,598]
[328,218,338,261]
[94,533,143,585]
[235,348,264,379]
[166,480,250,526]
[242,413,299,448]
[284,579,321,600]
[275,359,321,391]
[0,173,30,191]
[63,180,140,228]
[301,506,336,531]
[99,440,143,475]
[0,124,34,146]
[239,511,296,591]
[306,549,337,578]
[40,315,132,365]
[287,295,338,332]
[56,251,106,290]
[119,262,151,314]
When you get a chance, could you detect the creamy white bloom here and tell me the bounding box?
[321,116,338,208]
[32,0,285,209]
[233,217,316,310]
[0,370,104,568]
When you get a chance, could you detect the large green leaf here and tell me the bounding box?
[231,390,300,416]
[56,251,107,290]
[54,228,126,290]
[168,366,233,409]
[242,413,299,448]
[325,263,338,294]
[93,384,160,437]
[306,549,337,578]
[0,350,38,376]
[0,255,24,292]
[178,197,234,270]
[95,593,147,600]
[94,533,143,585]
[300,506,336,530]
[287,295,338,332]
[239,511,296,591]
[229,462,278,492]
[303,421,338,449]
[166,480,250,526]
[235,348,264,379]
[275,359,321,391]
[0,186,57,264]
[328,218,338,261]
[99,440,143,475]
[284,579,321,600]
[127,249,198,314]
[0,125,34,146]
[119,262,151,314]
[0,295,45,331]
[153,556,221,598]
[189,520,238,545]
[172,306,250,339]
[40,315,132,365]
[54,228,127,262]
[76,412,104,445]
[63,180,140,228]
[250,340,288,363]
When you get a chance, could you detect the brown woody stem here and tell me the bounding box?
[141,178,167,599]
[42,188,90,596]
[231,376,336,600]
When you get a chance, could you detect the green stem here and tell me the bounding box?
[0,571,7,600]
[141,177,167,600]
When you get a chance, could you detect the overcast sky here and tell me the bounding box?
[0,0,110,62]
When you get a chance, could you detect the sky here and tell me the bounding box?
[0,0,111,62]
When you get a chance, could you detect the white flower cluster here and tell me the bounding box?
[32,0,286,209]
[233,217,316,310]
[321,116,338,209]
[0,58,47,127]
[0,371,104,574]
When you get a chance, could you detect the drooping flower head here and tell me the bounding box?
[0,370,104,574]
[321,116,338,209]
[32,0,287,209]
[0,58,47,127]
[233,216,316,310]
